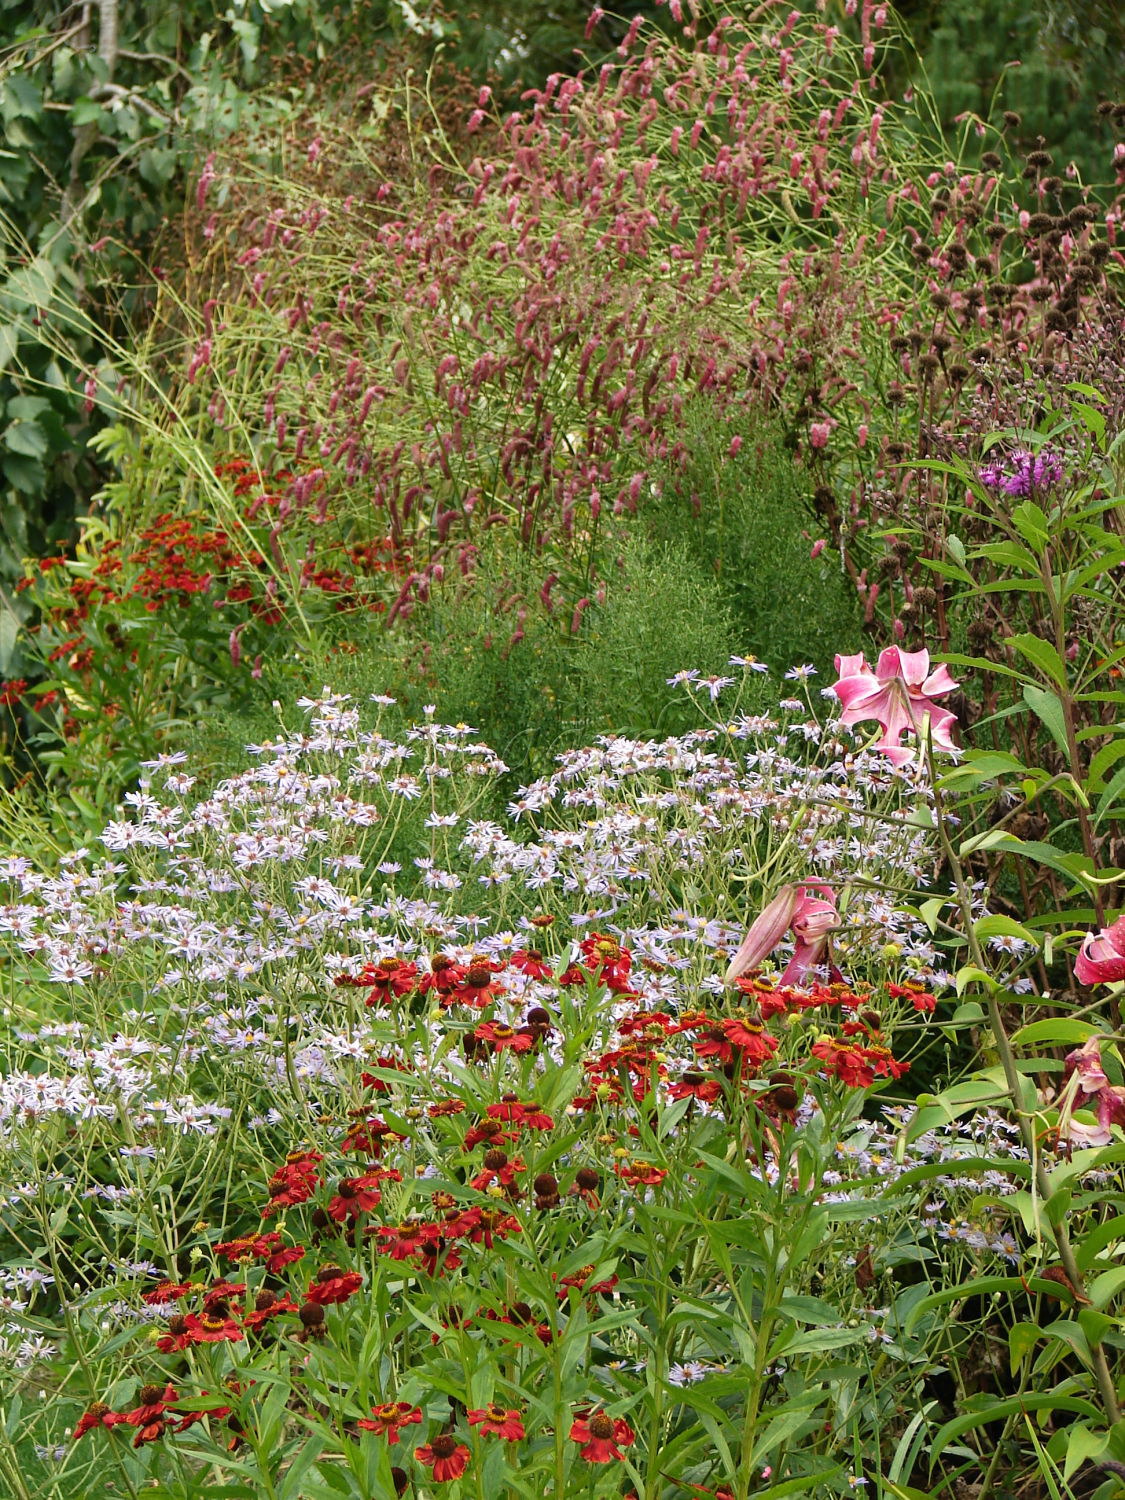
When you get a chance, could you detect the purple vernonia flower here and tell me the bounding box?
[978,449,1065,498]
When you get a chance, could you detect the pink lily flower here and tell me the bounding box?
[831,647,959,768]
[725,882,840,987]
[1055,1036,1125,1145]
[1075,915,1125,985]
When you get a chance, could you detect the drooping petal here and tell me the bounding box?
[778,935,828,986]
[725,885,799,984]
[790,889,840,943]
[920,663,958,698]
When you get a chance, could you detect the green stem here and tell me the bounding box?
[931,753,1121,1426]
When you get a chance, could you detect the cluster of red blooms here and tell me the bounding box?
[73,1382,242,1449]
[76,928,924,1476]
[75,1376,635,1480]
[18,454,416,726]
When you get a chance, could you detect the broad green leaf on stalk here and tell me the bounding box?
[1011,1019,1102,1046]
[1070,401,1108,443]
[1009,1321,1043,1372]
[1023,683,1071,757]
[1077,1216,1125,1272]
[905,1276,1027,1334]
[1062,548,1125,600]
[973,914,1040,949]
[1088,1266,1125,1310]
[1008,633,1067,689]
[954,963,997,995]
[920,556,974,584]
[927,1395,1102,1467]
[965,833,1097,890]
[2,419,48,459]
[1077,1308,1118,1351]
[891,1156,1031,1194]
[904,1076,1011,1144]
[1095,763,1125,828]
[1063,1423,1110,1483]
[945,749,1029,780]
[1004,1193,1062,1242]
[768,1325,869,1360]
[1035,1318,1091,1367]
[970,539,1044,576]
[940,651,1026,681]
[776,1295,845,1324]
[918,896,945,933]
[942,1001,985,1035]
[882,1485,940,1500]
[747,1395,824,1467]
[1086,737,1125,789]
[974,577,1045,597]
[1009,502,1050,552]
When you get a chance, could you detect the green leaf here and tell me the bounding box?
[0,324,17,373]
[905,1077,1010,1143]
[974,914,1040,949]
[892,1155,1030,1193]
[1009,1321,1043,1371]
[0,74,43,122]
[1088,1266,1125,1310]
[2,419,47,459]
[940,651,1025,681]
[919,897,946,933]
[1095,763,1125,828]
[69,97,105,126]
[971,538,1044,576]
[1077,1308,1117,1352]
[1077,1215,1125,1272]
[1009,633,1067,689]
[769,1326,868,1357]
[971,834,1096,890]
[1023,684,1070,756]
[906,1276,1027,1334]
[775,1296,844,1324]
[1010,501,1050,552]
[1011,1019,1102,1046]
[928,1395,1102,1466]
[1064,1423,1110,1483]
[1087,737,1125,792]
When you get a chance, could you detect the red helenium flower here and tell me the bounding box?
[305,1266,363,1305]
[570,1409,636,1462]
[467,1404,525,1440]
[357,1402,423,1443]
[415,1434,471,1480]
